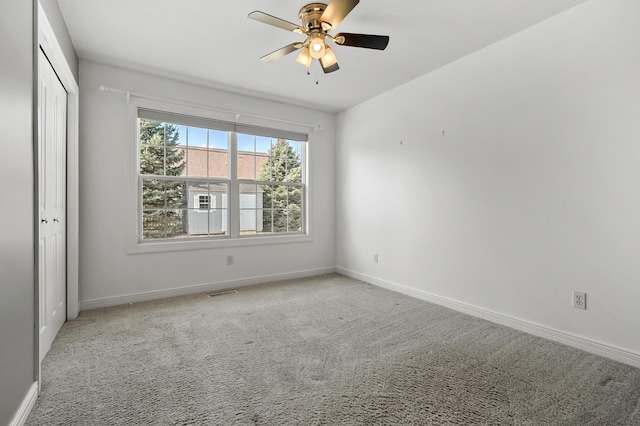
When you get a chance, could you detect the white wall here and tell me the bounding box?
[337,0,640,360]
[78,61,336,307]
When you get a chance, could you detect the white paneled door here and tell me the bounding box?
[38,48,67,363]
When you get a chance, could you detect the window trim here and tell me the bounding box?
[127,98,313,254]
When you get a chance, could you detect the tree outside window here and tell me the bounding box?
[139,120,186,239]
[258,139,302,233]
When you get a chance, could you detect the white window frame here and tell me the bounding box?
[127,98,312,254]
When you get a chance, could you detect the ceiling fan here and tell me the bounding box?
[248,0,389,73]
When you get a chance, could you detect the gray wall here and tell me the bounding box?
[40,0,79,81]
[0,0,36,423]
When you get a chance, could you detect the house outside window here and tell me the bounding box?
[137,108,307,244]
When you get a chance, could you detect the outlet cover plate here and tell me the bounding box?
[573,291,586,310]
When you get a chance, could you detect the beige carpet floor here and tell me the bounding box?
[27,274,640,425]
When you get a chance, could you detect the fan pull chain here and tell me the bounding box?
[306,64,320,85]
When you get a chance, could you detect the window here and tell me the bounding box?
[137,109,307,244]
[196,195,211,210]
[237,134,304,235]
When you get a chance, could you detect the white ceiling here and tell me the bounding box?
[57,0,587,113]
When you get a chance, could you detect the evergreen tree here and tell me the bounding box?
[258,139,302,232]
[139,120,186,238]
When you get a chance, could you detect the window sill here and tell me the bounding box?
[127,233,312,254]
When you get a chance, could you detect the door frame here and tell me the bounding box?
[37,2,79,328]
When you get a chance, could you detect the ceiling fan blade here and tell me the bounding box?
[260,42,304,62]
[248,11,304,33]
[335,33,389,50]
[320,0,359,30]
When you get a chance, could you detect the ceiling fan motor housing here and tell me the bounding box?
[299,3,328,31]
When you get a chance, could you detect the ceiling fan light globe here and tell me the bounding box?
[309,36,326,59]
[321,46,338,67]
[296,46,313,68]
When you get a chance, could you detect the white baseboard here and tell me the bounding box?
[79,267,337,311]
[337,267,640,369]
[9,382,38,426]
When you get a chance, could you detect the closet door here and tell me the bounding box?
[38,48,67,362]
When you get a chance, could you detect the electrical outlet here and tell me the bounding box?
[573,291,586,310]
[373,254,379,264]
[226,255,233,266]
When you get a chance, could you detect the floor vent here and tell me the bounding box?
[207,289,238,297]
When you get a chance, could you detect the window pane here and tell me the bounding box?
[271,185,288,207]
[258,158,272,181]
[164,124,185,178]
[261,184,273,209]
[209,182,228,195]
[288,207,302,232]
[187,203,211,236]
[288,185,302,207]
[271,209,287,232]
[173,146,187,177]
[164,180,187,209]
[142,209,165,239]
[208,149,228,178]
[142,179,165,209]
[140,119,162,144]
[140,145,164,175]
[238,153,256,180]
[240,207,257,233]
[261,209,273,233]
[240,183,258,197]
[187,126,207,147]
[142,179,187,209]
[238,133,255,153]
[256,136,271,154]
[139,119,185,176]
[260,139,301,183]
[268,155,285,183]
[165,209,186,238]
[166,146,186,177]
[185,147,207,177]
[288,140,302,159]
[142,209,186,240]
[185,182,228,237]
[209,129,228,150]
[187,181,209,207]
[286,159,302,183]
[239,184,258,233]
[208,208,228,236]
[175,125,187,148]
